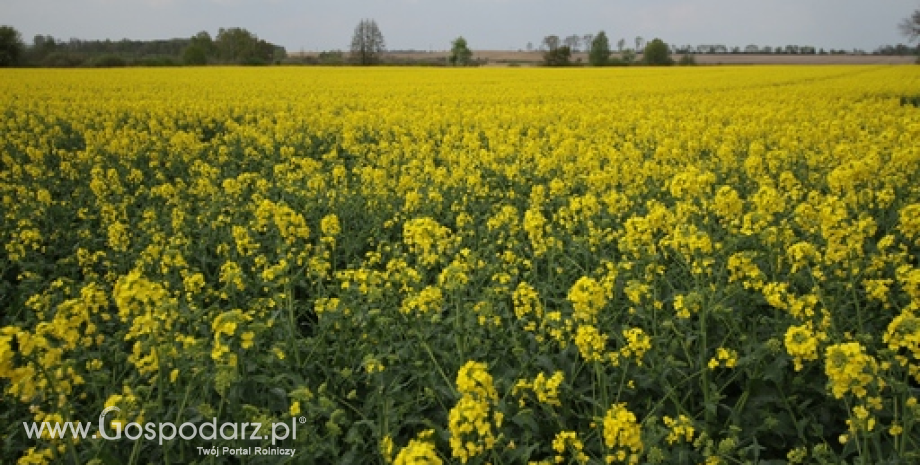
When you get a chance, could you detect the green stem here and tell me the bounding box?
[286,281,301,368]
[415,329,458,397]
[174,382,194,463]
[700,301,714,430]
[775,383,809,445]
[453,298,466,358]
[156,345,169,465]
[851,275,864,336]
[595,362,608,419]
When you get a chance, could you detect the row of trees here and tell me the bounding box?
[542,31,677,67]
[532,6,920,59]
[676,43,917,55]
[0,25,285,67]
[531,34,643,54]
[345,21,655,68]
[533,35,918,57]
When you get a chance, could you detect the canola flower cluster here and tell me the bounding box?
[1,66,920,463]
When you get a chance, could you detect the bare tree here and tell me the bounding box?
[635,36,644,53]
[564,34,581,52]
[543,35,561,51]
[350,19,386,65]
[617,38,626,52]
[582,34,594,51]
[900,8,920,42]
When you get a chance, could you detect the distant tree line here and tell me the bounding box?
[529,8,918,62]
[671,43,917,56]
[0,25,286,67]
[182,28,286,65]
[533,32,918,62]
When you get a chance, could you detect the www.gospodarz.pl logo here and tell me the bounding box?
[23,406,306,446]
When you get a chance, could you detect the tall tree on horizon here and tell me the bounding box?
[182,31,214,65]
[350,19,386,65]
[900,7,920,42]
[449,36,473,66]
[589,31,611,66]
[644,38,673,65]
[0,25,25,67]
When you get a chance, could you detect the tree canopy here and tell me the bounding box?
[0,25,25,67]
[181,31,214,65]
[214,27,279,64]
[449,36,473,66]
[644,38,673,66]
[0,27,284,67]
[589,31,611,66]
[543,45,572,67]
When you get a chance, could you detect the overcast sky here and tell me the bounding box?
[2,0,917,52]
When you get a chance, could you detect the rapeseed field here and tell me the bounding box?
[1,66,920,463]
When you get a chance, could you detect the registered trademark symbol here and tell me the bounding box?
[299,417,307,424]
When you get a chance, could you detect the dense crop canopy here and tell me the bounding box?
[2,66,920,463]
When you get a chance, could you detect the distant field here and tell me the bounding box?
[289,50,917,65]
